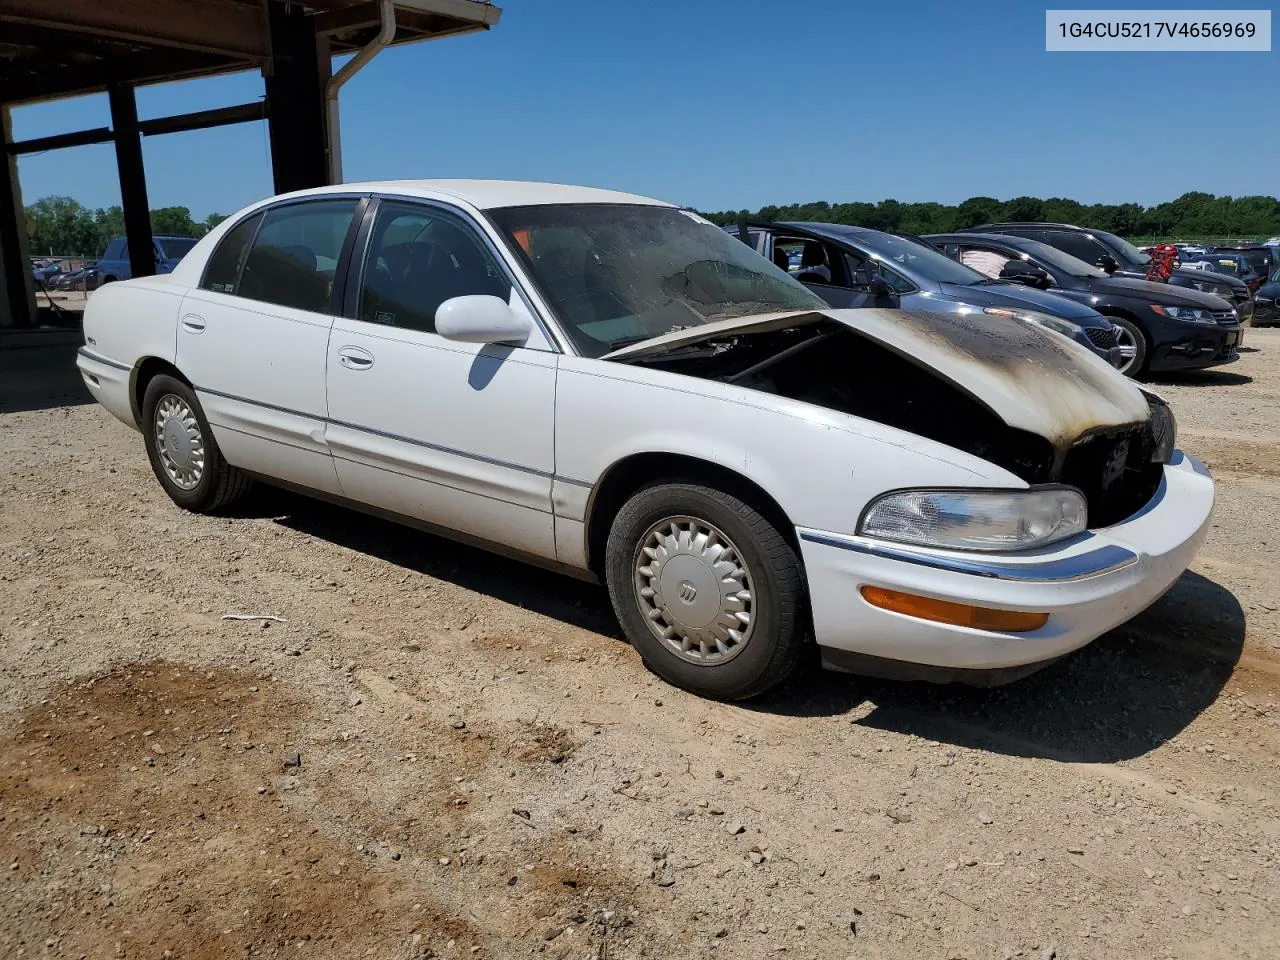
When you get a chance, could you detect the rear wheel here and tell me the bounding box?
[141,374,251,512]
[605,482,807,701]
[1108,316,1147,377]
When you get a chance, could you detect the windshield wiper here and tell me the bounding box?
[606,334,657,351]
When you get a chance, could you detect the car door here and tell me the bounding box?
[176,196,364,495]
[324,198,559,560]
[1041,230,1112,270]
[756,228,873,308]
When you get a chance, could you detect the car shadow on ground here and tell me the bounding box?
[0,341,93,414]
[752,570,1244,763]
[1147,369,1252,387]
[234,487,1241,765]
[240,485,621,637]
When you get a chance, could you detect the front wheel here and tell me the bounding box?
[604,482,808,701]
[1108,316,1148,377]
[141,374,251,512]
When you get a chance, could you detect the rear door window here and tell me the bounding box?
[1043,230,1109,267]
[959,246,1013,279]
[237,200,359,313]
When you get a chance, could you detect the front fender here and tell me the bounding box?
[553,359,1022,538]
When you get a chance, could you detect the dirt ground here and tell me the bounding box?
[1,332,1278,960]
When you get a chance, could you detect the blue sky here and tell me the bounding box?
[11,0,1278,219]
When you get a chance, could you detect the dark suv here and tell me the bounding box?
[959,222,1254,325]
[926,232,1243,376]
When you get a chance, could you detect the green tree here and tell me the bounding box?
[25,196,99,256]
[151,206,198,237]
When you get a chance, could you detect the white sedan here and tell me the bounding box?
[77,181,1214,700]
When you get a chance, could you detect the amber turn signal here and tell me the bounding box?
[859,586,1049,632]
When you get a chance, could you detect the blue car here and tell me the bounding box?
[726,221,1123,367]
[97,235,200,283]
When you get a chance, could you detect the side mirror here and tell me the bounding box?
[1097,254,1119,274]
[436,294,531,345]
[999,259,1052,289]
[867,275,892,297]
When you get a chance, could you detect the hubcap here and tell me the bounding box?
[1114,325,1138,372]
[634,516,754,665]
[153,394,205,490]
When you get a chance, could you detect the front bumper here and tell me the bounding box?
[798,452,1214,680]
[1254,298,1278,326]
[1150,323,1241,371]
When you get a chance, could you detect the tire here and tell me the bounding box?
[101,276,116,284]
[1107,316,1148,377]
[604,482,807,701]
[141,374,251,512]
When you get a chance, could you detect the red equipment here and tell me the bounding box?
[1146,243,1179,283]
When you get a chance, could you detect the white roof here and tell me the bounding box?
[270,179,673,211]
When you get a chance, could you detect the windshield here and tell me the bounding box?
[1015,239,1108,279]
[489,204,826,357]
[849,230,986,286]
[156,237,199,260]
[1092,229,1149,267]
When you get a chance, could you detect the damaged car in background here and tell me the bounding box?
[76,181,1215,701]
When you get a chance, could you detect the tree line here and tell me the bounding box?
[700,191,1280,240]
[26,189,1280,258]
[25,195,228,258]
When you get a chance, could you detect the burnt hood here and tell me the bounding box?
[604,307,1151,450]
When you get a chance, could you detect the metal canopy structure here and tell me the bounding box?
[0,0,501,330]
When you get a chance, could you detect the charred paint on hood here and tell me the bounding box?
[608,308,1167,527]
[605,307,1151,453]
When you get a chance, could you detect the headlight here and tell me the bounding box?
[859,488,1088,552]
[1142,390,1177,464]
[983,306,1079,339]
[1151,304,1216,323]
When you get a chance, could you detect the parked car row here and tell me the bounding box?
[925,231,1243,376]
[76,180,1216,702]
[956,223,1254,324]
[724,221,1124,367]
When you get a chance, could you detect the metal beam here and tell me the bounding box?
[7,127,114,156]
[139,101,266,137]
[0,0,270,59]
[0,21,125,61]
[317,0,501,35]
[2,49,247,105]
[0,106,37,329]
[107,84,156,282]
[264,1,331,193]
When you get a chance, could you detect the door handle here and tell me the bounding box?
[337,346,374,370]
[181,314,206,333]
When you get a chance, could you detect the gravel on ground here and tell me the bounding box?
[2,332,1278,959]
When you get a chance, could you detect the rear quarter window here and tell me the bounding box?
[201,213,262,295]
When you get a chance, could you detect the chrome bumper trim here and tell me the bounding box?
[797,529,1138,583]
